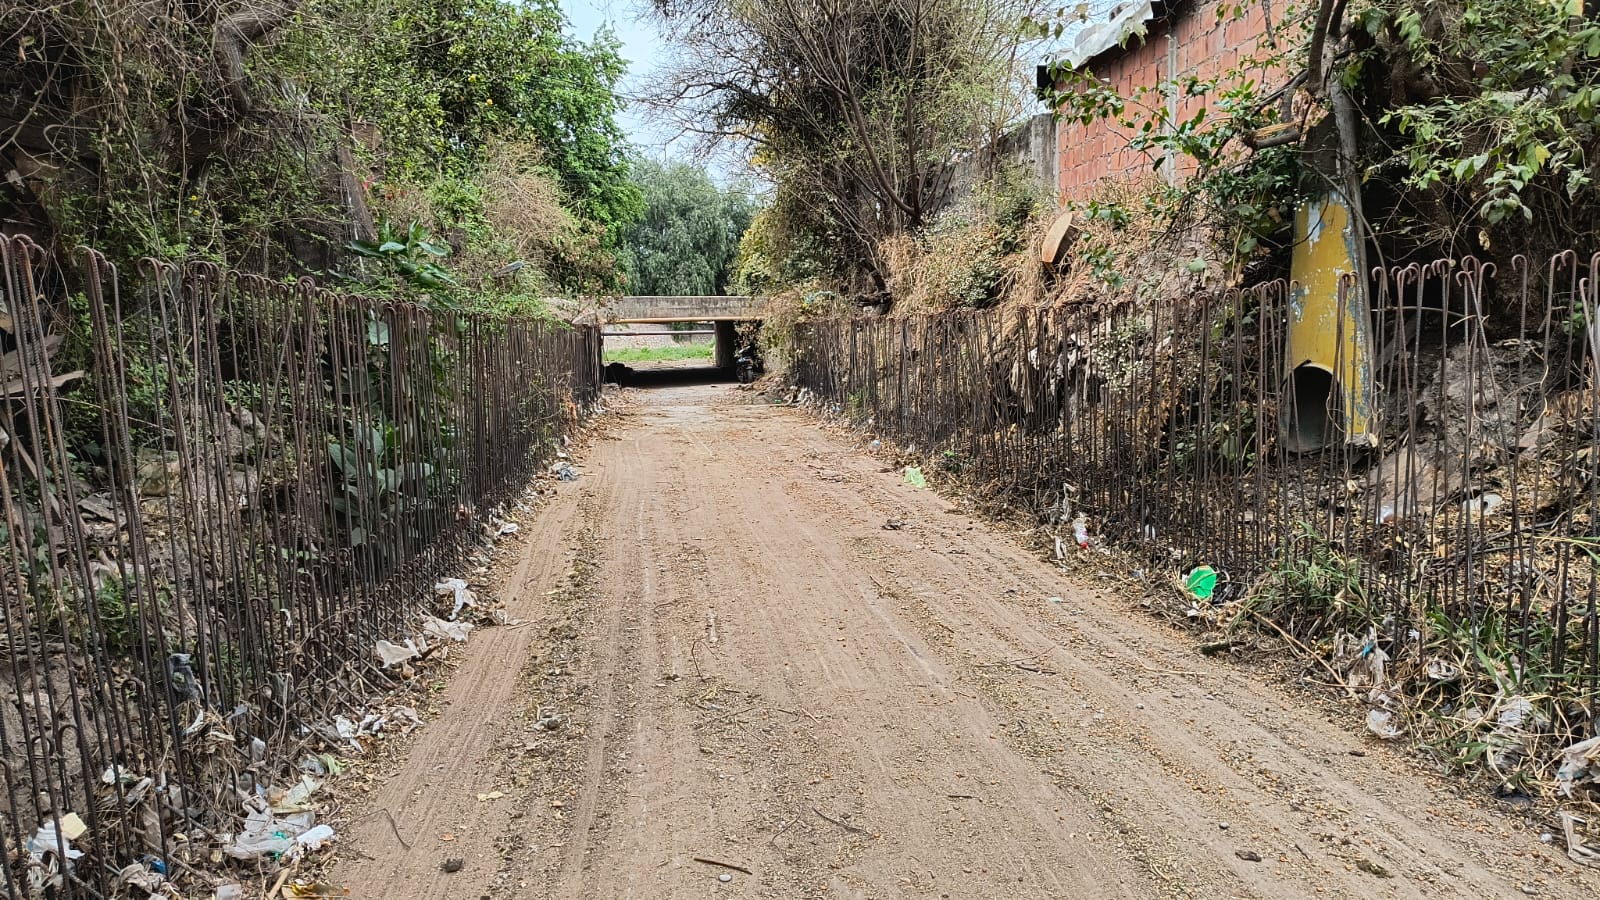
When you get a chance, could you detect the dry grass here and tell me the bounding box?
[873,175,1228,319]
[480,141,577,257]
[878,190,1049,316]
[1045,176,1222,308]
[759,282,853,351]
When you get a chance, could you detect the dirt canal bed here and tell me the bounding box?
[329,384,1594,900]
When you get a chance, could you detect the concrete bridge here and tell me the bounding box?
[604,296,762,368]
[606,295,760,324]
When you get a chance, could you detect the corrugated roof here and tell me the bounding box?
[1059,0,1178,69]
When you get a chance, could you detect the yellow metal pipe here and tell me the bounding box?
[1282,191,1377,452]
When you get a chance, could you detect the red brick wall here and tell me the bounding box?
[1056,0,1285,202]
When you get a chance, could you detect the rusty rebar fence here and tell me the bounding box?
[794,253,1600,755]
[0,234,599,897]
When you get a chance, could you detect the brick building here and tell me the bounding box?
[1052,0,1285,201]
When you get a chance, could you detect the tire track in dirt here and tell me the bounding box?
[331,481,586,900]
[335,386,1599,900]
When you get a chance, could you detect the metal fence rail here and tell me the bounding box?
[794,253,1600,752]
[0,234,600,896]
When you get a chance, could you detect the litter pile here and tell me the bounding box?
[13,465,585,899]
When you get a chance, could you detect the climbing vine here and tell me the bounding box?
[1042,0,1600,275]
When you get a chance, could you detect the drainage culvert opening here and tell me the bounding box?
[1284,362,1336,453]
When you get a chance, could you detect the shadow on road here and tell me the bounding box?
[611,365,736,389]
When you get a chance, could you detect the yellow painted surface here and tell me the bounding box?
[1283,192,1375,452]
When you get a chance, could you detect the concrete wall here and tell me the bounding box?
[1056,0,1286,202]
[603,323,715,350]
[947,113,1060,208]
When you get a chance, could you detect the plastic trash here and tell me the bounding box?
[375,639,420,668]
[1366,708,1403,740]
[1557,735,1600,798]
[1183,566,1218,600]
[551,462,578,482]
[294,824,336,856]
[1463,492,1505,517]
[344,704,423,743]
[269,775,321,813]
[216,885,245,900]
[1332,630,1389,690]
[1072,513,1090,549]
[27,819,85,885]
[299,753,343,776]
[224,804,314,860]
[434,578,477,619]
[334,716,361,752]
[28,820,84,857]
[903,466,926,488]
[423,616,473,644]
[116,861,165,892]
[1487,695,1544,770]
[1561,812,1600,869]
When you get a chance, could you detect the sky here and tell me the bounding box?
[560,0,687,159]
[558,0,1067,182]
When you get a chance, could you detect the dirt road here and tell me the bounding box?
[333,382,1594,899]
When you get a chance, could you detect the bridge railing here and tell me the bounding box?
[605,295,759,321]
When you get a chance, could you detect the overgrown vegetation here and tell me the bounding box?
[879,166,1048,311]
[1,0,642,306]
[1041,0,1600,287]
[652,0,1048,300]
[619,159,759,296]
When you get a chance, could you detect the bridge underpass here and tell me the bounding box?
[605,295,760,369]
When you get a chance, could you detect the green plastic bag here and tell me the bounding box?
[903,466,927,488]
[1184,566,1218,600]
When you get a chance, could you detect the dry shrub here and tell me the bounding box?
[480,141,577,257]
[760,282,852,354]
[997,216,1047,307]
[1047,176,1222,308]
[879,172,1052,315]
[880,218,1002,313]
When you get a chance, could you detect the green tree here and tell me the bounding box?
[620,160,759,295]
[324,0,644,243]
[650,0,1039,298]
